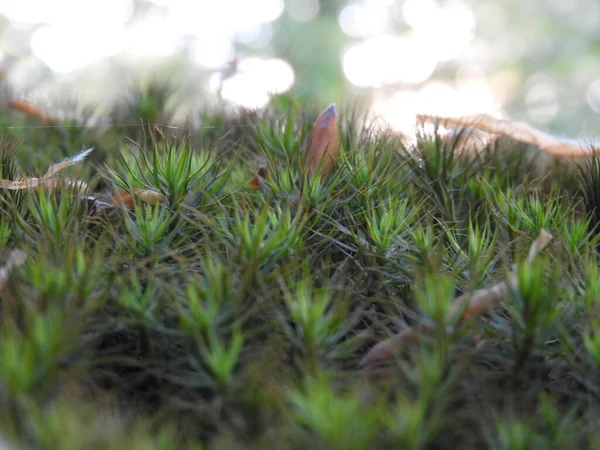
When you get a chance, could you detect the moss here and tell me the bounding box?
[0,92,599,449]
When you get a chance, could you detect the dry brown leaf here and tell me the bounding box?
[42,148,94,178]
[356,328,422,369]
[303,103,340,179]
[0,148,94,191]
[450,229,553,321]
[109,188,165,207]
[441,126,496,154]
[62,178,90,192]
[9,100,59,125]
[0,172,91,193]
[359,229,553,368]
[417,113,596,157]
[30,177,90,194]
[0,249,27,292]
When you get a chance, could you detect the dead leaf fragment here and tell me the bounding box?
[441,126,496,154]
[357,328,421,369]
[32,177,90,194]
[359,229,553,368]
[303,103,340,179]
[109,188,165,207]
[0,148,94,192]
[418,113,595,157]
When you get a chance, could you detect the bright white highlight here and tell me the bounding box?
[6,0,285,74]
[190,37,235,70]
[342,0,475,88]
[164,0,284,37]
[69,147,95,163]
[407,0,476,62]
[31,25,125,74]
[343,34,438,87]
[165,0,284,68]
[372,78,501,138]
[401,0,439,29]
[338,1,390,37]
[211,58,295,109]
[125,15,184,58]
[7,0,132,74]
[0,0,133,26]
[235,24,273,49]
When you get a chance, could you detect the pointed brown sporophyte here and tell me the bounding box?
[248,103,340,189]
[359,229,553,368]
[302,103,340,180]
[418,113,597,157]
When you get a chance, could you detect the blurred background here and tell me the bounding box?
[0,0,598,139]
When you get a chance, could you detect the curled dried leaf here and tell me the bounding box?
[442,126,496,154]
[36,177,90,194]
[359,229,553,368]
[303,103,340,179]
[418,113,595,157]
[0,148,94,191]
[109,188,165,207]
[0,177,44,190]
[63,178,90,193]
[43,148,94,178]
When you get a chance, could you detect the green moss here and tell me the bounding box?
[0,93,600,449]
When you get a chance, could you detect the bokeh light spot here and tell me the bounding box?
[125,15,183,58]
[31,24,125,74]
[339,1,390,37]
[235,24,273,49]
[401,0,439,29]
[190,37,235,70]
[215,57,295,109]
[586,80,600,113]
[525,75,558,123]
[287,0,320,22]
[343,34,438,87]
[0,0,133,27]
